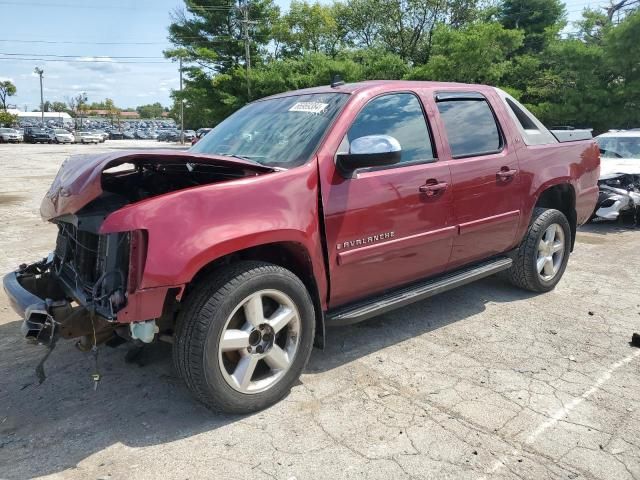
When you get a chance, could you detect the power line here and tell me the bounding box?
[0,1,234,9]
[0,36,239,45]
[0,52,166,59]
[0,56,170,64]
[0,38,171,45]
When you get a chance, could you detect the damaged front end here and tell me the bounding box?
[594,173,640,223]
[4,257,118,350]
[3,150,275,349]
[4,216,141,350]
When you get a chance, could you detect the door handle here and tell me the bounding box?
[496,167,518,181]
[419,180,448,196]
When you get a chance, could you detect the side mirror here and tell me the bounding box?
[336,135,402,175]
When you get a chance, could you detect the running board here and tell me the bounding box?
[326,257,513,327]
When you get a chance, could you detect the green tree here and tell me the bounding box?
[0,110,17,126]
[51,101,69,112]
[498,0,565,52]
[0,80,17,111]
[136,102,165,118]
[165,0,280,73]
[281,1,346,57]
[408,22,524,84]
[166,0,640,133]
[603,9,640,128]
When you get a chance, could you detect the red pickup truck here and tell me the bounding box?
[3,81,599,412]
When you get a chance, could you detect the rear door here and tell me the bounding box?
[319,91,455,307]
[432,91,522,268]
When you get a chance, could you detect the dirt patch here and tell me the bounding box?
[0,194,26,205]
[575,233,607,245]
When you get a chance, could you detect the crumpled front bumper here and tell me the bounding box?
[4,257,179,346]
[2,261,70,342]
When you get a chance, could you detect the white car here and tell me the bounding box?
[593,130,640,222]
[53,129,74,144]
[74,131,102,144]
[94,131,109,142]
[0,127,21,143]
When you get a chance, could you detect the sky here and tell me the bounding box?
[0,0,598,112]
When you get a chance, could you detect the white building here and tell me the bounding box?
[7,109,73,125]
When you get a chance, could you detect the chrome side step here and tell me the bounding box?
[326,257,513,326]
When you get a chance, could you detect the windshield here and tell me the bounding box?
[190,93,349,168]
[597,136,640,159]
[0,128,13,133]
[55,129,68,134]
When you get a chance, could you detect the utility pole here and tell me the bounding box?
[34,67,44,126]
[179,56,184,145]
[240,1,257,101]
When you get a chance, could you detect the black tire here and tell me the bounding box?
[173,261,315,413]
[505,208,571,292]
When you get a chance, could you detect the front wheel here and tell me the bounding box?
[505,208,571,292]
[173,261,315,413]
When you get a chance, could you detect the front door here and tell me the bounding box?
[319,92,456,307]
[432,91,522,268]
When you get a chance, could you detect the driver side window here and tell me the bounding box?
[342,93,435,164]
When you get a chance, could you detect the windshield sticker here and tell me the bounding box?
[289,102,329,114]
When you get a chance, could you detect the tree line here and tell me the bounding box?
[0,82,168,126]
[165,0,640,133]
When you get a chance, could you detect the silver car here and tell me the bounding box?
[0,127,21,143]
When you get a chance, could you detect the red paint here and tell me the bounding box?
[37,80,599,322]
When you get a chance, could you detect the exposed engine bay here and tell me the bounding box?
[594,173,640,224]
[9,153,273,349]
[51,159,259,319]
[101,160,253,203]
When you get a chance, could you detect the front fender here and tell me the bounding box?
[99,161,327,302]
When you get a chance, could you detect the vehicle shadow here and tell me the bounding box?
[578,220,638,235]
[0,275,535,479]
[308,276,536,373]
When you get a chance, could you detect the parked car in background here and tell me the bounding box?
[0,128,21,143]
[53,129,74,144]
[192,128,212,145]
[24,127,55,144]
[109,130,124,140]
[94,131,109,143]
[183,130,196,141]
[4,81,599,413]
[593,130,640,223]
[74,131,102,144]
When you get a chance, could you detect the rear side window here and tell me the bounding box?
[345,93,435,164]
[436,99,502,158]
[505,98,537,130]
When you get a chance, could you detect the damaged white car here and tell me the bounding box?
[593,131,640,223]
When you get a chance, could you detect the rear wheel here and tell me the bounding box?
[173,261,315,413]
[505,208,571,292]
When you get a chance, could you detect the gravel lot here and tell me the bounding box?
[1,140,639,480]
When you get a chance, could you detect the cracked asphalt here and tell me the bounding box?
[1,141,639,480]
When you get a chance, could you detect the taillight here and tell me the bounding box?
[127,230,148,293]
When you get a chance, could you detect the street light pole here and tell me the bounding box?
[34,67,44,126]
[240,1,257,101]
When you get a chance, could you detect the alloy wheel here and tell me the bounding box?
[218,289,301,394]
[536,223,565,281]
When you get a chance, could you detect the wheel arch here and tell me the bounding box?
[534,183,577,250]
[183,241,326,349]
